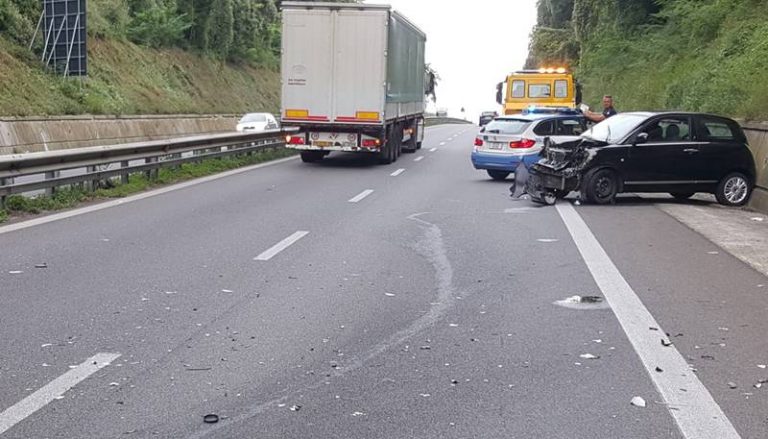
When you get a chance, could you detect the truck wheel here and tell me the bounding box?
[403,123,418,153]
[300,151,323,163]
[377,141,393,165]
[416,141,423,150]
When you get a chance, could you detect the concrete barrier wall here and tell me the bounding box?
[0,114,242,155]
[743,122,768,213]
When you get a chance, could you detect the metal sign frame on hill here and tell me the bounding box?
[37,0,87,76]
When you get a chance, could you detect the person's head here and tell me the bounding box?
[602,95,614,109]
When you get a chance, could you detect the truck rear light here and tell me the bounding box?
[286,135,305,145]
[474,138,484,147]
[362,139,381,148]
[510,138,535,149]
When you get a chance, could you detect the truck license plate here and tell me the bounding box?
[314,141,332,147]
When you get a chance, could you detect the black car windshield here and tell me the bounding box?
[583,113,647,143]
[240,113,267,123]
[484,119,531,134]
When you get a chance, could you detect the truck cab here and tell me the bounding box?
[496,68,581,115]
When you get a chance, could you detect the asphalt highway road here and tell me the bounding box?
[1,124,767,438]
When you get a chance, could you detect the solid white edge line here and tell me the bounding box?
[0,353,121,435]
[555,202,740,439]
[0,156,300,236]
[414,156,425,162]
[348,189,374,203]
[390,169,406,177]
[254,231,309,261]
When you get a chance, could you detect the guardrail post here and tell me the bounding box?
[44,171,59,196]
[145,157,158,180]
[0,177,7,208]
[84,166,96,191]
[120,161,129,185]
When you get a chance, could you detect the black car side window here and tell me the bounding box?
[695,117,737,142]
[534,120,555,136]
[642,117,691,143]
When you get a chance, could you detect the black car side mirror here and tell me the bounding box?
[635,132,649,145]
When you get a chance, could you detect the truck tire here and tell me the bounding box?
[300,151,324,163]
[377,137,393,165]
[403,122,418,153]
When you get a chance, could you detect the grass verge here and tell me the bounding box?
[0,147,297,223]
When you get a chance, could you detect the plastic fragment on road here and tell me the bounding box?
[580,353,600,360]
[751,217,765,222]
[109,382,120,387]
[630,396,646,408]
[758,365,767,369]
[655,367,663,372]
[351,411,367,417]
[9,271,23,274]
[290,405,301,411]
[35,263,47,269]
[661,339,673,347]
[537,238,559,243]
[728,382,738,389]
[221,290,234,294]
[203,414,219,424]
[385,293,396,297]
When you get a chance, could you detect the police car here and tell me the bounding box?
[471,107,587,180]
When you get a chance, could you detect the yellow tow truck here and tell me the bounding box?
[496,67,582,115]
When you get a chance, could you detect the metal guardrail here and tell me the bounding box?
[0,129,297,205]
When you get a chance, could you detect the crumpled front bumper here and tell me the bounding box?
[524,164,580,204]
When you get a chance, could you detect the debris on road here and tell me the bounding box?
[8,271,23,275]
[554,295,609,310]
[537,238,559,243]
[758,365,766,369]
[351,411,367,417]
[385,293,396,297]
[35,263,47,269]
[728,382,738,389]
[290,405,301,411]
[655,367,663,372]
[751,217,765,222]
[661,339,673,347]
[203,414,219,424]
[580,353,600,360]
[630,396,646,408]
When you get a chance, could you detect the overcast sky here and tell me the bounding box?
[376,0,538,121]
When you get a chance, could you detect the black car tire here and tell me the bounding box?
[715,172,752,207]
[487,170,510,181]
[582,168,619,205]
[300,151,324,163]
[671,192,695,200]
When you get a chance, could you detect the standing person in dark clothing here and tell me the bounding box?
[584,95,618,123]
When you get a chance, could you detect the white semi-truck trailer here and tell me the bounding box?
[280,2,429,164]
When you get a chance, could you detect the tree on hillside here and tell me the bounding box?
[204,0,234,57]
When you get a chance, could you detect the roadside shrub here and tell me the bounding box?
[128,4,191,48]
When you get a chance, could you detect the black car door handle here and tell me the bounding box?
[683,148,700,153]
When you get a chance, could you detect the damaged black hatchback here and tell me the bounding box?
[514,112,756,206]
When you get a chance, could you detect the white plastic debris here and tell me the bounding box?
[448,323,459,327]
[384,293,396,297]
[630,396,647,408]
[707,251,720,255]
[221,289,234,294]
[580,353,600,360]
[419,393,431,398]
[537,239,559,243]
[351,411,367,417]
[41,343,52,348]
[9,271,23,275]
[751,217,765,222]
[109,382,120,387]
[574,200,581,206]
[758,365,766,369]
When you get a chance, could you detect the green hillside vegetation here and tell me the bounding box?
[527,0,768,119]
[0,0,355,116]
